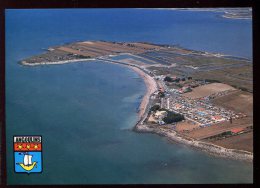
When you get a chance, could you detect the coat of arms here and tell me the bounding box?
[14,136,42,173]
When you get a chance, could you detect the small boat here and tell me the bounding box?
[17,153,37,171]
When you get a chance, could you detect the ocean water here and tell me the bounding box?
[5,9,253,184]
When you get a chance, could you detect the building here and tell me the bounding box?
[211,115,225,122]
[154,110,167,119]
[230,128,244,134]
[158,120,165,125]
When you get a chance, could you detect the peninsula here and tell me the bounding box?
[21,40,253,162]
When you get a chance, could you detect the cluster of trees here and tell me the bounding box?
[76,55,91,58]
[150,105,160,112]
[230,84,252,93]
[164,76,176,82]
[185,87,192,92]
[238,87,251,93]
[164,76,192,83]
[207,131,232,140]
[150,105,185,124]
[204,79,221,83]
[159,92,165,98]
[65,54,91,59]
[127,44,135,47]
[162,110,185,124]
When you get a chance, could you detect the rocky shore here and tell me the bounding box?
[133,123,253,162]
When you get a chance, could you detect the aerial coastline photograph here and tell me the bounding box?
[5,8,252,184]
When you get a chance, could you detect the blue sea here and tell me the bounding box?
[5,9,253,184]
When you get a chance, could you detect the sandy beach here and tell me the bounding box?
[127,66,157,118]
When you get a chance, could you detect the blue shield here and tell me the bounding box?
[14,152,42,173]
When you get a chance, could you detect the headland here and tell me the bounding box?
[21,40,253,162]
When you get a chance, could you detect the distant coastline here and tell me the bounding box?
[162,8,252,20]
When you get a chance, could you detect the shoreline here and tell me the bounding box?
[133,123,253,162]
[21,58,253,162]
[127,66,157,118]
[20,58,95,66]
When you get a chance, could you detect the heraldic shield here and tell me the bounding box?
[14,136,43,174]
